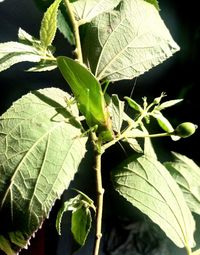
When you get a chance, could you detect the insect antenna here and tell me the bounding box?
[125,77,138,111]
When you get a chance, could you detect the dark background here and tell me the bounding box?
[0,1,200,255]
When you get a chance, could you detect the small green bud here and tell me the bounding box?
[174,122,197,138]
[153,92,166,105]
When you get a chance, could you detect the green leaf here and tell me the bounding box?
[122,127,144,153]
[108,94,124,134]
[0,42,41,72]
[0,88,87,254]
[156,99,183,111]
[56,191,94,246]
[71,206,92,246]
[27,60,57,72]
[18,28,41,46]
[73,189,95,209]
[18,28,57,72]
[151,111,180,141]
[123,136,143,153]
[57,9,75,45]
[40,0,62,48]
[112,154,196,249]
[151,111,174,133]
[144,0,160,11]
[82,0,179,82]
[164,152,200,215]
[0,236,15,255]
[141,124,157,159]
[56,195,81,235]
[72,0,121,23]
[57,56,113,139]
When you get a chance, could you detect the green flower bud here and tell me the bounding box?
[153,92,166,105]
[124,96,143,112]
[175,122,197,138]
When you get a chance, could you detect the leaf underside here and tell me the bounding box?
[165,152,200,215]
[72,0,121,23]
[57,9,75,45]
[0,88,87,254]
[82,0,180,82]
[0,42,41,72]
[112,155,195,249]
[108,94,124,134]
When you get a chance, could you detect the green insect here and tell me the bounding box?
[57,56,114,142]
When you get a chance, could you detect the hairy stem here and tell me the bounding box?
[63,0,83,63]
[92,134,104,255]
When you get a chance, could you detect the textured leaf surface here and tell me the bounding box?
[40,0,62,48]
[57,56,113,139]
[141,125,157,159]
[112,155,195,248]
[18,28,41,46]
[27,61,57,72]
[56,195,81,235]
[57,9,75,45]
[123,135,143,153]
[0,88,87,254]
[165,152,200,215]
[0,42,41,72]
[82,0,179,82]
[56,192,94,246]
[108,94,124,134]
[71,206,92,246]
[72,0,120,23]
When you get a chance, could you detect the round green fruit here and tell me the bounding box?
[175,122,197,138]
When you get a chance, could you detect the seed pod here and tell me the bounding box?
[175,122,197,138]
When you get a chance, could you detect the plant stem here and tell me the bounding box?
[186,245,192,255]
[102,129,171,151]
[63,0,83,63]
[92,134,104,255]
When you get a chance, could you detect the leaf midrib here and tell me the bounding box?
[96,14,151,80]
[0,108,63,161]
[116,157,188,246]
[83,0,107,21]
[142,157,190,245]
[0,121,65,215]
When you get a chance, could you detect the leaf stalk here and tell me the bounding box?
[102,110,151,151]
